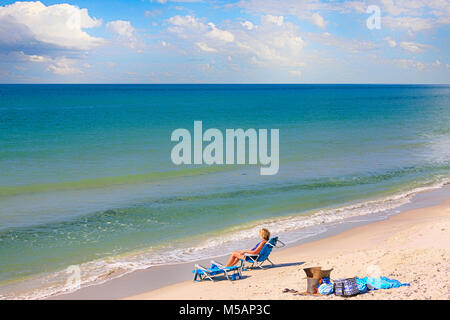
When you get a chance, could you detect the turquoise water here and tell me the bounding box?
[0,84,449,298]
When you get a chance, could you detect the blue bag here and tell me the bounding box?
[318,282,334,295]
[355,278,367,293]
[334,278,359,297]
[357,277,410,290]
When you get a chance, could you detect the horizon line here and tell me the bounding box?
[0,83,449,85]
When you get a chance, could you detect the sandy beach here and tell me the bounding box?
[126,196,450,300]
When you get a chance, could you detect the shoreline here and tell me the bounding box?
[126,188,450,300]
[49,183,450,300]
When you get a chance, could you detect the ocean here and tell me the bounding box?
[0,84,449,299]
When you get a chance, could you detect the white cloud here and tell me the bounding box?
[399,41,430,53]
[0,1,103,53]
[46,57,83,75]
[235,15,305,67]
[168,15,206,30]
[262,15,284,26]
[311,13,327,29]
[414,61,425,71]
[235,0,450,33]
[167,15,235,56]
[393,58,426,71]
[47,64,81,75]
[167,14,306,68]
[379,0,450,17]
[27,54,47,63]
[106,20,144,51]
[377,0,450,33]
[145,9,163,18]
[340,1,366,13]
[206,23,234,42]
[168,17,234,43]
[236,0,325,20]
[10,51,49,63]
[431,59,441,67]
[241,21,254,30]
[196,42,217,52]
[385,37,397,47]
[383,16,435,32]
[306,32,380,53]
[107,20,135,38]
[372,54,444,73]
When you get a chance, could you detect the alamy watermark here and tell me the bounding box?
[366,5,381,30]
[171,121,279,175]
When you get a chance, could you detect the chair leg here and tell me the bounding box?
[193,268,203,281]
[239,260,246,273]
[267,258,274,267]
[245,256,257,269]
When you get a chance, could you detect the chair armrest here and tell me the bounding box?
[210,260,225,268]
[243,253,258,257]
[195,264,209,273]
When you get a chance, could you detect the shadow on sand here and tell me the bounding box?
[197,262,305,282]
[245,261,305,270]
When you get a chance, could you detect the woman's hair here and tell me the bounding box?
[260,228,270,241]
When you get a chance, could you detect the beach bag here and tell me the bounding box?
[355,278,367,293]
[230,273,242,281]
[363,276,410,290]
[318,282,334,295]
[334,278,359,297]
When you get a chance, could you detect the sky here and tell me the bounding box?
[0,0,449,83]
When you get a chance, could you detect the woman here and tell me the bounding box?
[225,228,270,267]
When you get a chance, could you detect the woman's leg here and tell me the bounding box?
[225,253,237,267]
[225,251,242,267]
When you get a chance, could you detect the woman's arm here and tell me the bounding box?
[242,241,266,255]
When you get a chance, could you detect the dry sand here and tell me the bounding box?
[126,198,450,300]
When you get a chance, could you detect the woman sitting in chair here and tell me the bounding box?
[225,228,270,267]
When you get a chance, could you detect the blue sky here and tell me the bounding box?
[0,0,449,83]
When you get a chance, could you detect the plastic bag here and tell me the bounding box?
[318,283,334,295]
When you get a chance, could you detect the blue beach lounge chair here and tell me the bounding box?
[193,261,243,282]
[242,236,285,269]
